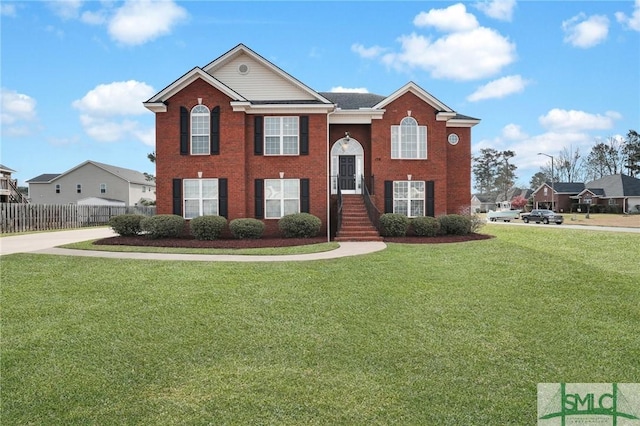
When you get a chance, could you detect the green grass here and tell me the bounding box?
[61,239,340,256]
[2,225,638,425]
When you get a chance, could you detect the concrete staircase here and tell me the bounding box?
[335,195,383,242]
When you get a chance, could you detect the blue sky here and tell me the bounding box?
[2,0,639,188]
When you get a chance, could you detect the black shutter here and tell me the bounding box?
[218,178,228,218]
[300,116,309,155]
[255,179,264,218]
[426,181,435,217]
[172,178,182,216]
[384,181,393,213]
[180,106,189,155]
[211,106,220,155]
[300,178,310,213]
[254,116,263,155]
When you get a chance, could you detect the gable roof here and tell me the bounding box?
[586,174,640,197]
[319,92,386,109]
[26,161,154,186]
[0,164,16,173]
[145,43,334,114]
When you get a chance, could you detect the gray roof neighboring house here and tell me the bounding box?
[549,182,586,194]
[26,161,154,186]
[319,92,387,109]
[585,174,640,197]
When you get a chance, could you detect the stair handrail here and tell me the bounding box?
[336,182,343,234]
[361,175,380,231]
[8,178,29,203]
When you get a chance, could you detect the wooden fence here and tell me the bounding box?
[0,203,156,234]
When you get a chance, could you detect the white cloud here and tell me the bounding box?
[108,0,188,46]
[413,3,479,32]
[538,108,620,132]
[562,13,609,48]
[467,75,529,101]
[502,123,528,140]
[1,3,17,17]
[475,0,516,22]
[351,43,386,59]
[1,88,38,137]
[72,81,156,145]
[47,0,83,20]
[615,0,640,31]
[382,27,515,80]
[330,87,369,93]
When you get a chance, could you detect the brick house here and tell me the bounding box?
[144,44,480,239]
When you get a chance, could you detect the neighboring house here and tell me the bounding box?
[0,164,28,203]
[27,160,155,206]
[143,44,480,238]
[471,194,494,213]
[531,174,640,213]
[578,174,640,213]
[532,182,585,212]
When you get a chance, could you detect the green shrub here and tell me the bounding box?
[411,216,440,237]
[379,213,409,237]
[108,214,144,237]
[141,214,185,239]
[438,214,471,235]
[278,213,322,238]
[229,218,265,239]
[190,215,227,240]
[468,214,485,234]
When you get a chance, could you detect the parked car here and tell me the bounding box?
[521,209,564,224]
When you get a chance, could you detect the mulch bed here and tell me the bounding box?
[94,233,493,249]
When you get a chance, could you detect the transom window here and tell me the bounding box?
[391,117,427,159]
[191,105,210,155]
[265,117,299,155]
[184,179,218,219]
[394,181,425,217]
[265,179,299,218]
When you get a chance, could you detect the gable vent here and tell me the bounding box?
[238,64,249,75]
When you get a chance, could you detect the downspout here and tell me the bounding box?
[326,107,336,242]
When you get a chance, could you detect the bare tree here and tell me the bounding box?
[554,145,586,182]
[585,137,625,180]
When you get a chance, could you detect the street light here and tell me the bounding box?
[538,152,554,211]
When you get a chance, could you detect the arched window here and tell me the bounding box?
[191,105,210,155]
[391,116,427,159]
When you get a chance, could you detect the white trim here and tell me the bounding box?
[331,138,364,195]
[329,109,385,124]
[374,82,453,112]
[231,102,334,114]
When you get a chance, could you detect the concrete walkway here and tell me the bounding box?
[0,227,387,262]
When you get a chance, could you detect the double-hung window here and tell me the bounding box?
[265,179,299,218]
[391,117,427,159]
[265,117,299,155]
[183,179,218,219]
[394,181,425,217]
[100,183,107,194]
[191,105,210,155]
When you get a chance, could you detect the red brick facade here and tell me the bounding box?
[145,44,479,238]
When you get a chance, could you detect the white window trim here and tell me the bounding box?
[264,179,300,219]
[183,178,219,219]
[76,184,82,194]
[55,184,61,194]
[100,183,107,194]
[393,180,426,217]
[391,117,427,160]
[264,116,299,156]
[191,105,210,155]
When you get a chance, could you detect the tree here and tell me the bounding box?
[622,130,640,177]
[472,148,518,200]
[510,195,528,210]
[494,150,517,201]
[585,137,624,180]
[555,145,585,182]
[529,171,548,190]
[148,151,156,163]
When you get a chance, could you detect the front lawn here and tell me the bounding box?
[1,225,638,424]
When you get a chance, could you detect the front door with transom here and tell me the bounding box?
[338,156,356,191]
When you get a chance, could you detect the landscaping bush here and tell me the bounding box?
[278,213,322,238]
[468,214,485,234]
[140,214,185,239]
[108,214,144,237]
[438,214,472,235]
[229,218,265,239]
[379,213,409,237]
[190,215,227,240]
[411,216,440,237]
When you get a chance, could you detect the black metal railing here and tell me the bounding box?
[336,183,343,234]
[361,176,380,231]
